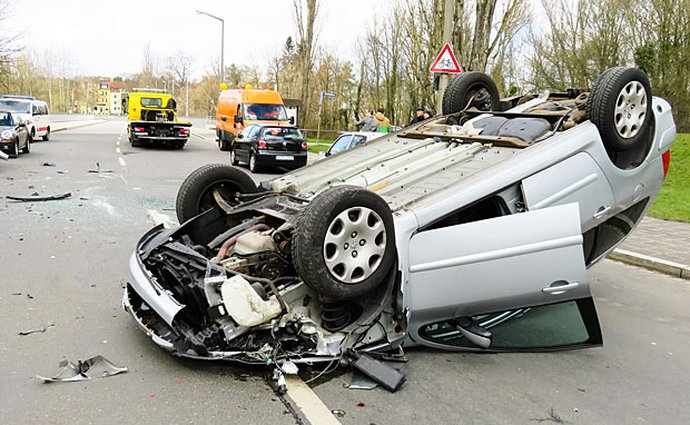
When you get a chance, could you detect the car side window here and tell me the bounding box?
[350,135,368,149]
[330,135,352,155]
[32,104,40,115]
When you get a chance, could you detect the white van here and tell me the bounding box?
[0,95,51,141]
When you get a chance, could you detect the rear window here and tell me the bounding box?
[243,104,288,121]
[140,98,163,108]
[0,100,30,113]
[261,127,303,138]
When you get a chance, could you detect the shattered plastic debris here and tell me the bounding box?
[331,409,346,417]
[41,162,56,167]
[36,354,128,383]
[280,361,299,375]
[6,192,71,202]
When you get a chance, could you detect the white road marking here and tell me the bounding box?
[285,376,342,425]
[146,210,178,228]
[116,141,120,146]
[118,157,126,167]
[116,147,121,154]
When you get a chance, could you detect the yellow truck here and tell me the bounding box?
[124,89,192,149]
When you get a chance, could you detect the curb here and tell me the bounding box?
[609,249,690,280]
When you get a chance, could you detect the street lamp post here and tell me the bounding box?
[196,10,224,87]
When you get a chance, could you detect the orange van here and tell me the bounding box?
[216,87,293,151]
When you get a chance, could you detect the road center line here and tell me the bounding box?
[285,376,342,425]
[118,157,126,167]
[116,147,121,154]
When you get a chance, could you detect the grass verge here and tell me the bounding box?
[649,133,690,222]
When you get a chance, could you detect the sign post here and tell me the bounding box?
[317,91,337,141]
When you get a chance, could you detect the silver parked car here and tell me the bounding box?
[124,68,675,377]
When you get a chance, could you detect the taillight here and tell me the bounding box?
[258,140,267,149]
[301,141,307,150]
[133,127,145,132]
[179,128,190,136]
[662,150,671,178]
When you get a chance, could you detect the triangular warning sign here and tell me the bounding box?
[429,43,462,74]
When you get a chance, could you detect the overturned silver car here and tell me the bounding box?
[124,67,675,368]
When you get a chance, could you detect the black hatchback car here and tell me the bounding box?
[230,124,308,173]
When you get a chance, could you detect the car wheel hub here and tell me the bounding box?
[614,81,647,139]
[323,206,386,284]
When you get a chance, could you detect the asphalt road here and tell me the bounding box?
[1,122,689,424]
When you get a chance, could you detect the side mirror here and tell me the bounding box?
[221,116,227,122]
[289,116,295,125]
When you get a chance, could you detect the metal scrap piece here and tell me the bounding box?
[36,354,128,383]
[6,192,72,202]
[346,371,379,390]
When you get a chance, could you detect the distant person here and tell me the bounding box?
[408,108,426,126]
[354,110,379,132]
[375,108,391,132]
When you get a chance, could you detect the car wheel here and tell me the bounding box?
[21,137,30,154]
[219,133,231,151]
[42,128,50,141]
[442,71,500,114]
[9,138,19,158]
[175,163,258,223]
[587,67,652,152]
[249,153,260,173]
[230,147,239,165]
[28,128,35,143]
[292,185,396,300]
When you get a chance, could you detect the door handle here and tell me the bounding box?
[593,206,612,219]
[542,281,580,295]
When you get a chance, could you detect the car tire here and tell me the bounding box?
[42,128,50,141]
[292,185,396,300]
[9,138,19,158]
[587,67,652,152]
[175,163,258,223]
[21,137,30,154]
[230,147,239,165]
[442,71,500,114]
[249,153,260,173]
[219,133,231,151]
[28,128,34,143]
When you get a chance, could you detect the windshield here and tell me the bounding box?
[140,97,163,108]
[243,104,287,121]
[0,100,30,113]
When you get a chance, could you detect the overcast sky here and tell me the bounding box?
[9,0,396,79]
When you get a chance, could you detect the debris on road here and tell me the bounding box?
[331,409,346,417]
[18,324,54,336]
[6,192,72,202]
[36,354,128,383]
[344,371,379,390]
[41,162,56,167]
[88,162,113,174]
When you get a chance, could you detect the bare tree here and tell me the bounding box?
[293,0,320,126]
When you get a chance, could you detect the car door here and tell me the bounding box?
[235,125,255,161]
[11,113,26,147]
[406,202,602,352]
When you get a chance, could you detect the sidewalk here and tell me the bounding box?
[610,216,690,280]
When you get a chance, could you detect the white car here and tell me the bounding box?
[326,131,386,156]
[0,95,51,141]
[123,67,674,387]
